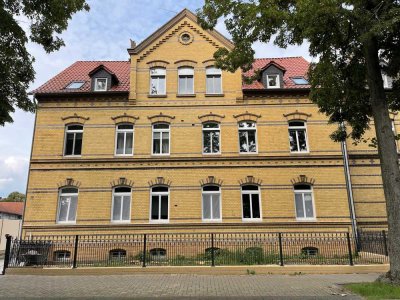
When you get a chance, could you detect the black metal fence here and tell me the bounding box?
[2,231,389,273]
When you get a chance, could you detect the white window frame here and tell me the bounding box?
[114,124,134,156]
[238,121,258,154]
[206,67,223,94]
[54,250,71,262]
[382,74,389,88]
[294,186,316,221]
[241,186,262,222]
[63,124,83,157]
[152,123,170,156]
[201,186,222,222]
[202,122,221,155]
[288,121,309,153]
[56,188,78,224]
[266,74,280,88]
[149,186,170,223]
[178,67,194,95]
[111,187,132,223]
[94,78,108,91]
[149,68,166,95]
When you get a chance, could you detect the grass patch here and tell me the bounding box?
[345,282,400,300]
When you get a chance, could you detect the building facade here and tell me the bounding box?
[22,9,397,237]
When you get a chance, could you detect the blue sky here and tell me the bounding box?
[0,0,311,197]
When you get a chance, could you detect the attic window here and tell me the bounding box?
[65,81,84,89]
[266,74,280,88]
[94,78,107,91]
[292,77,309,85]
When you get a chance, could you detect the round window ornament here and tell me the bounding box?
[179,32,193,45]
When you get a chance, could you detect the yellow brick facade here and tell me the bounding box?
[22,10,396,237]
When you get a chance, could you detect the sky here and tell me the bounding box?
[0,0,311,198]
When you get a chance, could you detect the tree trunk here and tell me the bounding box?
[364,36,400,284]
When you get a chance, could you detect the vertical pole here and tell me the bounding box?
[382,230,389,256]
[2,234,12,275]
[72,235,79,269]
[142,234,147,268]
[346,232,354,266]
[211,233,215,267]
[278,233,284,266]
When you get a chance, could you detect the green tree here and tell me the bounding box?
[198,0,400,283]
[0,0,90,126]
[2,191,25,202]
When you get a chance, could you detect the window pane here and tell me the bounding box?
[242,185,259,191]
[118,124,133,130]
[239,131,248,152]
[295,193,304,218]
[161,132,169,154]
[214,76,221,94]
[158,77,166,94]
[304,193,314,218]
[113,195,122,220]
[203,194,211,219]
[212,194,220,219]
[68,125,83,131]
[122,196,130,220]
[152,186,168,192]
[65,133,74,155]
[212,131,220,153]
[153,132,160,154]
[116,132,125,154]
[242,194,251,218]
[115,187,131,193]
[203,131,211,153]
[204,123,219,129]
[247,130,256,152]
[160,195,168,219]
[154,124,169,129]
[125,132,133,154]
[187,76,194,94]
[268,75,278,87]
[179,77,186,94]
[206,76,214,94]
[67,196,77,222]
[289,130,298,152]
[61,188,78,194]
[251,194,260,218]
[74,132,82,155]
[58,196,70,222]
[297,129,308,151]
[151,196,159,219]
[289,121,305,127]
[239,122,255,128]
[203,185,219,192]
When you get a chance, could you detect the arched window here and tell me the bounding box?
[149,248,166,259]
[238,121,257,153]
[241,185,261,221]
[152,123,170,155]
[294,184,315,220]
[206,67,222,94]
[109,249,127,260]
[64,124,83,156]
[178,67,194,95]
[57,187,78,223]
[53,250,71,261]
[202,122,220,154]
[202,185,221,221]
[150,67,166,95]
[301,247,319,256]
[288,121,308,153]
[112,187,131,222]
[115,124,134,155]
[150,186,169,222]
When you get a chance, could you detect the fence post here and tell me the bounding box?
[211,233,215,267]
[142,234,147,268]
[278,233,284,266]
[1,234,12,275]
[72,235,79,269]
[346,232,354,266]
[382,230,389,256]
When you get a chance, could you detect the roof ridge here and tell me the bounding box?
[74,60,130,62]
[255,56,304,60]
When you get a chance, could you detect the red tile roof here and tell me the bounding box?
[32,61,130,94]
[242,57,310,90]
[0,202,24,216]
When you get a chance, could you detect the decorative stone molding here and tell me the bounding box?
[110,177,134,188]
[199,176,223,187]
[283,110,312,121]
[233,111,261,122]
[57,178,81,188]
[148,112,175,124]
[174,59,197,68]
[111,113,139,124]
[178,31,194,45]
[147,60,169,68]
[238,176,262,186]
[148,177,172,187]
[291,175,315,186]
[202,59,216,67]
[61,113,90,124]
[198,112,225,123]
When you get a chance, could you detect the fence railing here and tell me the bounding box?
[2,231,389,273]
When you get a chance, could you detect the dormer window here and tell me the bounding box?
[65,81,84,89]
[266,74,280,88]
[94,78,107,91]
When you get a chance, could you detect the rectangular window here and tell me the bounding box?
[150,68,166,95]
[241,186,261,221]
[112,187,131,222]
[239,122,257,153]
[64,125,83,156]
[294,187,315,220]
[178,67,194,94]
[202,186,221,221]
[94,78,107,91]
[203,123,220,154]
[288,121,308,153]
[115,124,134,155]
[266,74,280,88]
[57,188,78,223]
[152,124,170,155]
[150,187,169,222]
[206,67,222,94]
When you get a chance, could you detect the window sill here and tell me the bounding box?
[56,222,76,225]
[202,219,222,223]
[290,151,310,155]
[239,152,258,155]
[205,93,224,97]
[149,220,169,224]
[296,218,317,222]
[114,154,134,157]
[63,155,82,158]
[242,218,263,222]
[111,220,131,224]
[148,94,167,98]
[202,152,222,156]
[176,94,196,97]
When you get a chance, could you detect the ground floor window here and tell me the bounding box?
[109,249,127,260]
[53,250,71,262]
[241,185,261,221]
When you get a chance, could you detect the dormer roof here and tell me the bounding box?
[88,64,119,84]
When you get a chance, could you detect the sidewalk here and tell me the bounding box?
[0,273,379,299]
